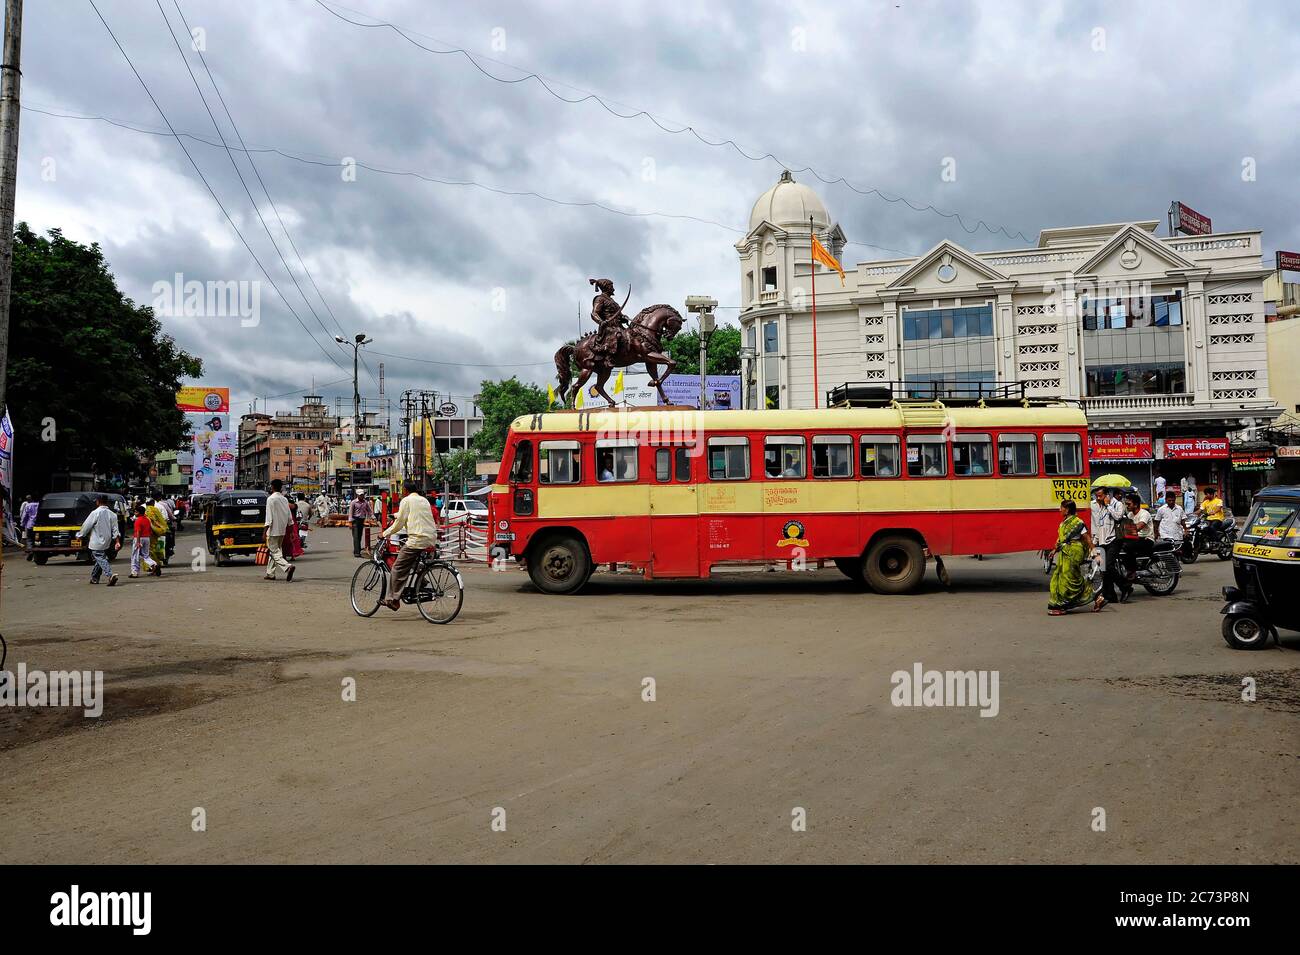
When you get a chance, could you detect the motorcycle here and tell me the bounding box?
[1180,514,1237,563]
[1117,539,1182,596]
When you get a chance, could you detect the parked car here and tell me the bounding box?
[442,497,489,526]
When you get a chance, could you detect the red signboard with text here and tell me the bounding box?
[1277,251,1300,273]
[1088,431,1154,461]
[1162,437,1229,460]
[1172,202,1212,236]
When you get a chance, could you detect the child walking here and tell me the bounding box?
[131,504,161,578]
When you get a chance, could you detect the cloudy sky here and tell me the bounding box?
[17,0,1300,417]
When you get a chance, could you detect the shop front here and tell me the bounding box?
[1158,436,1231,511]
[1274,445,1300,486]
[1087,431,1154,498]
[1229,446,1277,512]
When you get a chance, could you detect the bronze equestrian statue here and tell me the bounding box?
[555,278,684,407]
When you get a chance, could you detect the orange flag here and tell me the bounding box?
[811,233,846,286]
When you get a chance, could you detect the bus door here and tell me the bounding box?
[647,444,698,577]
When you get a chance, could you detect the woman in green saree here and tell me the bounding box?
[1047,500,1105,615]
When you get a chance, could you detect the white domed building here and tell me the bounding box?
[735,172,1280,508]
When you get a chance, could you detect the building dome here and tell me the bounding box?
[748,170,831,232]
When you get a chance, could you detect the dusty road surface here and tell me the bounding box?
[1,526,1296,864]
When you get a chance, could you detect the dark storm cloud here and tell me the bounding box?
[15,0,1300,416]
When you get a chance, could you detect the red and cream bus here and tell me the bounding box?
[488,398,1090,595]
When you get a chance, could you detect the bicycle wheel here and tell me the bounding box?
[350,560,387,617]
[415,561,463,624]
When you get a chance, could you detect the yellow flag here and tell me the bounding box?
[811,233,846,286]
[546,383,556,407]
[575,386,585,409]
[614,370,624,395]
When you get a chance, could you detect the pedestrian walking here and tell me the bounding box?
[19,494,38,560]
[77,494,121,586]
[1047,500,1104,615]
[129,504,161,578]
[350,490,373,557]
[157,495,176,561]
[1153,471,1166,502]
[284,499,304,560]
[263,479,295,582]
[380,480,439,611]
[145,497,169,567]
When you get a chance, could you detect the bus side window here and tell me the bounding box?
[595,443,638,482]
[998,433,1037,476]
[859,435,899,477]
[539,441,581,484]
[707,437,750,480]
[674,447,691,482]
[764,436,806,479]
[812,435,853,478]
[510,439,533,483]
[952,433,992,476]
[907,436,947,477]
[655,448,671,482]
[1043,433,1082,475]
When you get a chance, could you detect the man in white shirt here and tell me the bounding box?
[78,494,121,586]
[1154,472,1166,502]
[380,480,439,611]
[157,495,176,560]
[1154,491,1186,543]
[1090,488,1126,604]
[263,479,295,582]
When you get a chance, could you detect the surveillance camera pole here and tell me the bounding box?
[685,295,718,411]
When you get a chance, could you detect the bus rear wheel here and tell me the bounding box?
[863,535,925,595]
[528,534,591,595]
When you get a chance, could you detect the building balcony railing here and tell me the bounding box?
[1081,393,1194,412]
[759,290,781,305]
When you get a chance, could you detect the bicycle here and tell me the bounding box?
[349,536,464,624]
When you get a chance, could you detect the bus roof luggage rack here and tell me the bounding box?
[829,380,1032,408]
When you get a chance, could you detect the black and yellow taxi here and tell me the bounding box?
[1222,485,1300,649]
[30,492,126,565]
[204,489,267,565]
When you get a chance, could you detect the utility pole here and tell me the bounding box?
[335,332,372,431]
[0,0,24,414]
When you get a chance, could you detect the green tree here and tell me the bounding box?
[7,224,203,495]
[472,376,549,458]
[667,324,741,375]
[432,447,480,490]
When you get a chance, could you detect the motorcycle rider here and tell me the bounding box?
[1115,492,1154,602]
[1197,486,1228,546]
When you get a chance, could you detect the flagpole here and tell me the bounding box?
[809,215,820,409]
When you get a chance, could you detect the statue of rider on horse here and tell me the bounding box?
[555,278,684,408]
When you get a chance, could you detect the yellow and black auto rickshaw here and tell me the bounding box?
[205,490,267,565]
[1221,484,1300,649]
[30,492,126,565]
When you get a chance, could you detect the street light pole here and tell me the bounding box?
[0,0,24,414]
[685,296,718,410]
[335,333,372,432]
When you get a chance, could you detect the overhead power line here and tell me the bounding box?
[311,0,1034,243]
[154,0,356,376]
[85,0,348,371]
[25,104,918,260]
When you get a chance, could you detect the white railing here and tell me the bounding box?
[1167,235,1255,254]
[436,522,490,561]
[759,290,781,304]
[1081,393,1194,412]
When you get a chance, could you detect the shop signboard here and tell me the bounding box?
[1276,446,1300,458]
[1172,201,1211,236]
[1161,437,1229,460]
[1088,431,1153,461]
[1231,449,1276,472]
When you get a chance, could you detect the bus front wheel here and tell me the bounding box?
[863,535,925,595]
[528,534,591,595]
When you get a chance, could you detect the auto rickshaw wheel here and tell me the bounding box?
[1222,614,1270,650]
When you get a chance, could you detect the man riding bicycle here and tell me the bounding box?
[379,479,439,612]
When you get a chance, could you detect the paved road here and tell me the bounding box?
[0,525,1296,863]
